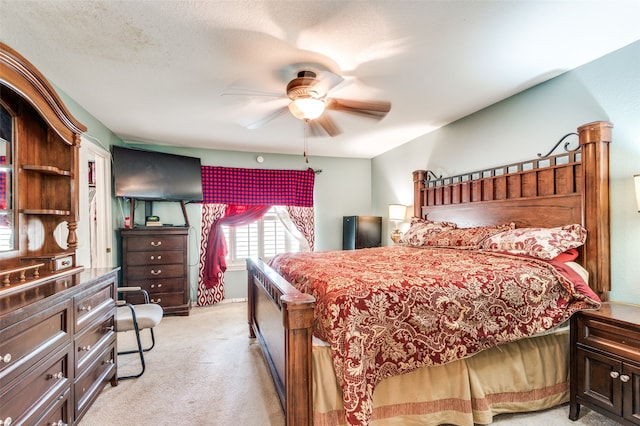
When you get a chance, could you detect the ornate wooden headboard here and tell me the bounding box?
[413,121,612,300]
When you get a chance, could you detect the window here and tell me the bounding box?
[223,206,303,269]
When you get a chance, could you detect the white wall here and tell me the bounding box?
[372,40,640,305]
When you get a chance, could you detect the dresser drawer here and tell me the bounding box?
[127,277,186,294]
[149,292,186,307]
[126,235,185,252]
[0,298,72,386]
[75,312,116,376]
[39,389,72,426]
[0,344,71,426]
[123,291,186,309]
[127,264,185,280]
[75,344,116,419]
[577,315,640,362]
[74,279,115,333]
[126,250,185,266]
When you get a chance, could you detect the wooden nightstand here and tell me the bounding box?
[569,302,640,425]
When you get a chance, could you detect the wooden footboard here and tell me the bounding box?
[247,256,315,426]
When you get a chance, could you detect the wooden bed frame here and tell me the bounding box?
[246,121,612,426]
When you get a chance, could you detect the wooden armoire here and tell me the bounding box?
[0,43,119,425]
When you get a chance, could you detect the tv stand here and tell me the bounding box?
[129,198,191,228]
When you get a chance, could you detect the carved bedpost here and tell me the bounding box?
[578,121,612,301]
[413,170,426,219]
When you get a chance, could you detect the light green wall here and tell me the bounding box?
[117,145,372,300]
[372,40,640,305]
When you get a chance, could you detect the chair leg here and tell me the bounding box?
[143,328,156,352]
[117,306,146,380]
[118,327,156,355]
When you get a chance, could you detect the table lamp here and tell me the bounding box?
[389,204,407,244]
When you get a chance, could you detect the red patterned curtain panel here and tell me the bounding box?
[197,204,226,305]
[204,204,271,289]
[200,166,315,206]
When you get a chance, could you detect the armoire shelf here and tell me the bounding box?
[22,164,72,176]
[21,209,72,216]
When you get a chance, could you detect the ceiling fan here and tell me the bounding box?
[226,68,392,137]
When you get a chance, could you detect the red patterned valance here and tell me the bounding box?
[200,166,315,207]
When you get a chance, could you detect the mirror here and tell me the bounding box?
[0,103,14,252]
[54,221,69,250]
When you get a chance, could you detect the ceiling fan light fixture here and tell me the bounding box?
[289,97,325,120]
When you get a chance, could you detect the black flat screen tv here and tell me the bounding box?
[112,146,203,201]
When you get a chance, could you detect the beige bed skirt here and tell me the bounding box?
[312,329,569,426]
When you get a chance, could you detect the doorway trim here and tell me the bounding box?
[78,137,113,268]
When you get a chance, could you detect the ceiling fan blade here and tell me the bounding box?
[326,98,391,119]
[221,78,284,97]
[245,106,289,130]
[310,113,341,137]
[308,71,345,95]
[221,87,283,97]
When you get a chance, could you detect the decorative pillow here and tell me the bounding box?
[425,223,516,249]
[481,224,587,260]
[552,247,579,263]
[399,217,457,247]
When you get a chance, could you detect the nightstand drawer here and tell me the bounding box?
[577,315,640,362]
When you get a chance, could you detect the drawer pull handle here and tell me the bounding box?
[150,269,162,275]
[1,416,13,426]
[151,298,161,303]
[80,345,92,352]
[105,325,115,332]
[620,374,630,383]
[150,283,163,289]
[103,358,115,365]
[150,255,163,260]
[48,372,64,380]
[79,305,92,312]
[0,353,11,363]
[150,241,162,247]
[50,420,66,426]
[610,371,620,379]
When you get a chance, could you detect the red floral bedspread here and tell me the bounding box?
[269,245,600,425]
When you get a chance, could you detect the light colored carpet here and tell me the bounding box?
[79,301,618,426]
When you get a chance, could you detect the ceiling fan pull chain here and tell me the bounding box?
[304,119,309,163]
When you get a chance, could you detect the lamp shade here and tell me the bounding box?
[388,204,407,221]
[635,173,640,212]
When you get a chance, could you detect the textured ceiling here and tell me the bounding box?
[1,1,639,158]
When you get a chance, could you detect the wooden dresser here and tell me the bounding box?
[570,302,640,425]
[0,268,119,426]
[120,227,191,316]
